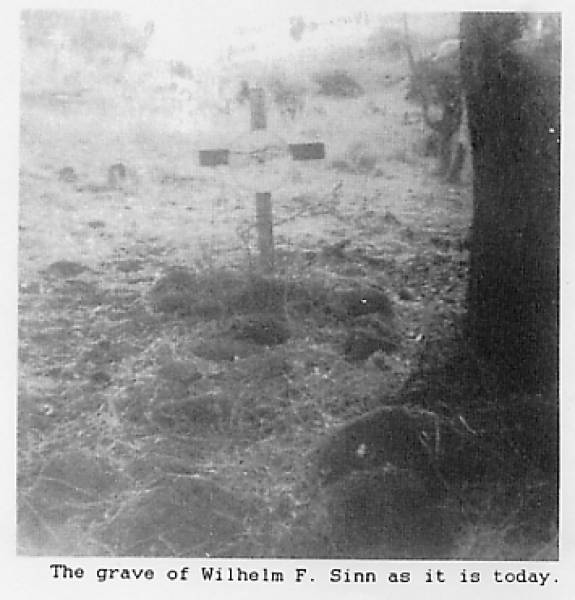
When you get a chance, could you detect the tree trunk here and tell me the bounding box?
[460,14,560,395]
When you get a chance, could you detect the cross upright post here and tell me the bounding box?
[250,87,267,131]
[249,87,274,273]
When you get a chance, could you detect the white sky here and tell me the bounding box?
[20,1,469,64]
[132,0,392,26]
[126,0,402,63]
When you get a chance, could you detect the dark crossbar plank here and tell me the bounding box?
[289,142,325,161]
[199,149,230,166]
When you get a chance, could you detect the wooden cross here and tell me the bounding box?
[199,87,325,273]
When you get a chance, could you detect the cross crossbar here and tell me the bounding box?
[289,142,325,161]
[199,143,325,167]
[198,149,230,167]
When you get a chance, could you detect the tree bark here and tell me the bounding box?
[460,14,560,395]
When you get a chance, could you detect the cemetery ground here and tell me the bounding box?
[18,38,557,558]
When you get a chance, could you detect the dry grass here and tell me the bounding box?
[18,26,556,558]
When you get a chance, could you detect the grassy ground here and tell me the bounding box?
[18,31,556,559]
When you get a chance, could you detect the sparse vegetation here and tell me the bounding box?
[313,69,364,98]
[289,16,306,42]
[366,25,405,59]
[22,10,151,61]
[265,74,306,119]
[170,60,194,80]
[346,142,379,173]
[18,11,557,560]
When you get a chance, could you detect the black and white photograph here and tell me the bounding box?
[16,4,560,564]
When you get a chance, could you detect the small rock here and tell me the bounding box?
[87,220,106,229]
[43,260,88,278]
[191,338,261,361]
[108,163,127,188]
[343,324,399,361]
[332,288,394,320]
[157,358,202,385]
[89,371,112,386]
[382,210,401,226]
[115,259,144,273]
[58,167,77,183]
[229,315,290,346]
[398,286,416,301]
[149,268,198,316]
